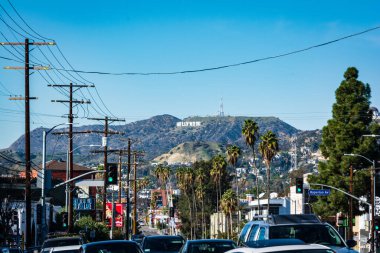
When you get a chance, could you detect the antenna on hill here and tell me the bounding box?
[218,97,225,117]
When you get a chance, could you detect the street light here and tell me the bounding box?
[41,123,72,242]
[344,153,376,253]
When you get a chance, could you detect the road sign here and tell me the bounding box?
[309,189,331,196]
[73,198,95,210]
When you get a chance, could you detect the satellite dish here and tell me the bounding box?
[258,193,265,199]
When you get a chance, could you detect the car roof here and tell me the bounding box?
[186,239,235,244]
[83,240,138,247]
[227,244,332,253]
[249,215,321,225]
[50,245,82,252]
[244,239,305,248]
[45,237,82,242]
[144,235,184,239]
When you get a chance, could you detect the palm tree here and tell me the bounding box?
[175,167,195,239]
[258,130,279,215]
[241,119,260,213]
[211,154,227,237]
[220,189,237,239]
[195,167,206,238]
[226,145,241,227]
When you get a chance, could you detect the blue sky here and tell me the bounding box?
[0,0,379,149]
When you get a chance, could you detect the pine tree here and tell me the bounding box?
[309,67,380,217]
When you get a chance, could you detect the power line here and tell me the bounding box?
[47,25,380,76]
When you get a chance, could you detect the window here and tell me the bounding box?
[258,227,266,240]
[247,225,259,241]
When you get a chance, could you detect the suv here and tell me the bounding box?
[238,214,358,253]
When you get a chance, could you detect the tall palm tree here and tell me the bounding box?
[241,119,260,213]
[258,130,279,215]
[195,167,206,238]
[175,167,195,239]
[220,189,237,239]
[211,154,227,237]
[226,145,241,227]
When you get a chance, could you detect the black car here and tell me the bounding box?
[81,240,143,253]
[179,239,236,253]
[41,237,84,253]
[141,235,185,253]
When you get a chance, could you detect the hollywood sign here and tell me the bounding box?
[176,121,201,127]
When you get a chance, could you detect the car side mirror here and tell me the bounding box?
[346,239,357,248]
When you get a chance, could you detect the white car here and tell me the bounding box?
[226,244,335,253]
[49,245,82,253]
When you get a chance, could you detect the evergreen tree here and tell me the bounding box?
[309,67,380,217]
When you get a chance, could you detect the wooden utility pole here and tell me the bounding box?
[88,117,125,222]
[1,38,54,248]
[50,83,92,232]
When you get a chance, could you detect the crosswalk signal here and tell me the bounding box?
[62,212,68,228]
[296,178,303,194]
[107,163,118,185]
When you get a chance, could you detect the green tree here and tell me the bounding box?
[309,67,380,217]
[211,155,227,236]
[220,189,237,239]
[241,119,261,212]
[74,216,109,241]
[259,130,279,215]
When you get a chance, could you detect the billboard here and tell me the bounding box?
[106,203,124,227]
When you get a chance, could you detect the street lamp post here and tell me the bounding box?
[41,123,72,242]
[344,153,376,253]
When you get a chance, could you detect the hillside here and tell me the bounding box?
[5,114,320,167]
[154,141,224,165]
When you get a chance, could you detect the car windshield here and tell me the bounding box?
[262,250,334,253]
[144,237,184,252]
[52,250,80,253]
[188,242,236,253]
[84,243,141,253]
[269,224,345,247]
[43,239,82,248]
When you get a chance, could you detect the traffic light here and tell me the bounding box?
[62,212,68,228]
[36,204,42,224]
[169,207,175,217]
[295,177,303,194]
[375,218,380,231]
[107,163,118,185]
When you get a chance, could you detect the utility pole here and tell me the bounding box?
[132,151,144,235]
[88,117,125,222]
[1,38,54,248]
[349,165,353,240]
[50,83,92,232]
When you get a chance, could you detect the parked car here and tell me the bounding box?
[226,243,335,253]
[41,237,84,253]
[49,245,81,253]
[141,235,185,253]
[1,248,22,253]
[179,239,236,253]
[237,214,357,253]
[80,240,142,253]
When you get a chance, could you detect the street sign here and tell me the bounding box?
[73,198,95,210]
[309,189,331,196]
